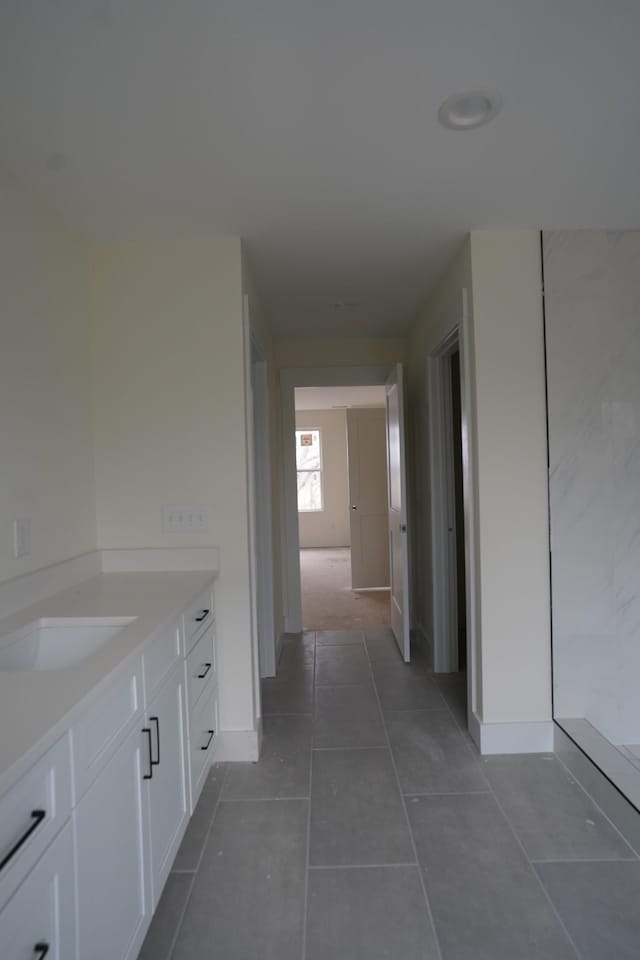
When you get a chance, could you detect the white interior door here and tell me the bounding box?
[386,364,410,661]
[347,408,390,589]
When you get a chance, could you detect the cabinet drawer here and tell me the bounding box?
[0,820,75,960]
[188,684,218,812]
[143,619,182,700]
[183,586,214,654]
[71,658,143,801]
[185,622,216,713]
[0,736,72,913]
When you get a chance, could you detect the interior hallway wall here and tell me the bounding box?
[0,164,96,584]
[295,409,350,548]
[90,237,257,741]
[470,231,550,729]
[275,337,407,369]
[409,232,551,747]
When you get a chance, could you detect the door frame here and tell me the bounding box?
[427,290,478,719]
[281,365,391,634]
[243,295,276,684]
[428,328,460,672]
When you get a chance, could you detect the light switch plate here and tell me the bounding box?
[163,505,209,533]
[14,518,31,557]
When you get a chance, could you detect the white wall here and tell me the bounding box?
[295,409,350,548]
[89,237,257,737]
[470,231,551,727]
[276,337,406,369]
[0,165,96,585]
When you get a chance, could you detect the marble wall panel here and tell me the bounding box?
[544,230,640,745]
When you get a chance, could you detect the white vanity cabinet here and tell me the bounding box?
[0,821,75,960]
[75,723,150,960]
[183,586,218,812]
[0,736,75,960]
[143,660,188,908]
[0,576,217,960]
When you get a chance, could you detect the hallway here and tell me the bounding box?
[300,547,391,630]
[141,629,640,960]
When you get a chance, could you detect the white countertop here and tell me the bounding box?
[0,571,216,794]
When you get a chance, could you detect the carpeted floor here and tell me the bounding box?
[300,547,391,630]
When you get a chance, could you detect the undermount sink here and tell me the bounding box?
[0,617,137,671]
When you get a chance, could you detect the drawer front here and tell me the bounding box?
[188,684,218,812]
[143,619,182,700]
[0,736,72,913]
[185,622,216,713]
[71,658,143,801]
[183,586,214,654]
[0,820,75,960]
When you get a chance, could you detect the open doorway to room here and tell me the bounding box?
[428,323,473,729]
[294,385,391,631]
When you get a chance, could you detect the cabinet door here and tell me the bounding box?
[146,664,188,908]
[0,821,74,960]
[75,725,150,960]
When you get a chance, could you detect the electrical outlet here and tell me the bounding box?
[13,518,31,557]
[163,505,209,533]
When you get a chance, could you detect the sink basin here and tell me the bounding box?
[0,617,137,671]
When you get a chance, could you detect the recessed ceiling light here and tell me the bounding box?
[438,91,502,131]
[332,299,360,312]
[46,152,67,173]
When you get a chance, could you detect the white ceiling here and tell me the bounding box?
[295,385,386,411]
[1,2,639,338]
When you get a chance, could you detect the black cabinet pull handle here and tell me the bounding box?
[34,944,49,959]
[194,609,210,623]
[0,809,46,872]
[197,662,212,679]
[201,729,215,751]
[150,716,160,766]
[142,728,153,779]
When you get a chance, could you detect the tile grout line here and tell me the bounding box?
[529,856,640,864]
[426,677,585,958]
[460,748,585,959]
[300,631,316,960]
[363,636,445,960]
[308,861,418,870]
[553,749,640,859]
[311,744,388,752]
[217,795,311,802]
[437,688,587,959]
[166,761,231,960]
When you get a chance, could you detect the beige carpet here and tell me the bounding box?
[300,547,391,630]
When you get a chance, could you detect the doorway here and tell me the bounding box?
[428,317,474,728]
[294,385,390,631]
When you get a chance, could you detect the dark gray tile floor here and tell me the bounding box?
[140,629,640,960]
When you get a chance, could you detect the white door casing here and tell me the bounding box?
[385,363,410,662]
[347,408,389,590]
[427,288,477,726]
[243,293,276,686]
[280,365,391,634]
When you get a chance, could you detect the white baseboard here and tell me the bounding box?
[469,714,554,754]
[99,547,220,573]
[0,551,101,620]
[211,724,262,763]
[412,622,433,666]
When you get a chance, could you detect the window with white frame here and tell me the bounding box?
[296,429,323,512]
